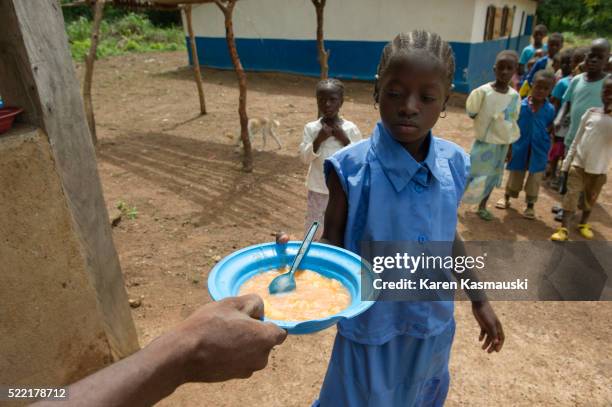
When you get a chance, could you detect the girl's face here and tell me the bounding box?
[317,86,343,120]
[378,56,448,145]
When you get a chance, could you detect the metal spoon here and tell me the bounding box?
[268,221,319,295]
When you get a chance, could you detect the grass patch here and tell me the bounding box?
[67,13,185,61]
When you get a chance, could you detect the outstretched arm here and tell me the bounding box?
[33,295,286,407]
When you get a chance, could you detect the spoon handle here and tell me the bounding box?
[289,222,319,275]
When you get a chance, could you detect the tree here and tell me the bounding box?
[311,0,329,79]
[185,5,207,115]
[536,0,612,35]
[214,0,252,171]
[83,0,105,146]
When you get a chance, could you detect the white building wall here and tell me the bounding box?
[188,0,477,43]
[470,0,539,43]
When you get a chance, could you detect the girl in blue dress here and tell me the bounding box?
[276,30,505,406]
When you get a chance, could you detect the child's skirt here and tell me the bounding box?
[463,140,509,204]
[312,321,455,407]
[305,190,328,240]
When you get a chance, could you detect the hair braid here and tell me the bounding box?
[316,78,345,97]
[373,30,455,103]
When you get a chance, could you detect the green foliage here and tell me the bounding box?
[537,0,612,36]
[64,11,185,61]
[117,201,138,220]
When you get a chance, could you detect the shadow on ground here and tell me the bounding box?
[99,132,304,231]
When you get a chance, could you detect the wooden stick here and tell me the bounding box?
[311,0,328,80]
[83,0,105,146]
[185,5,207,115]
[215,0,252,172]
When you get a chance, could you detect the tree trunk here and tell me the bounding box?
[83,0,104,147]
[185,5,207,115]
[215,0,252,172]
[312,0,328,80]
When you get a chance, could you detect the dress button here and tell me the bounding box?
[414,184,424,193]
[417,234,427,244]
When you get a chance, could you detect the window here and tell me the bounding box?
[484,5,496,41]
[484,5,515,41]
[500,6,509,36]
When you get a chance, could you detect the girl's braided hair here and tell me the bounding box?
[373,30,456,103]
[316,78,345,97]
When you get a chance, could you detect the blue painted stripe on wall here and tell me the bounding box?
[187,35,530,94]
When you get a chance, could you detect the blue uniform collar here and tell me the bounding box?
[371,122,442,192]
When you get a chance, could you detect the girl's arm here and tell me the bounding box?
[320,169,348,248]
[452,233,505,353]
[465,88,483,119]
[298,125,329,164]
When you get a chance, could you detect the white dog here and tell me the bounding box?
[235,117,282,151]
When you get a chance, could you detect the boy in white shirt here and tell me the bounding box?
[551,77,612,241]
[299,79,362,238]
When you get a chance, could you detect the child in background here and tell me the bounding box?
[518,24,548,77]
[572,47,588,76]
[299,79,362,240]
[463,50,521,221]
[496,70,556,219]
[312,30,504,406]
[557,39,611,152]
[551,49,575,110]
[551,77,612,241]
[520,33,564,97]
[546,49,574,183]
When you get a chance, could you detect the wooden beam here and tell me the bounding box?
[83,0,105,146]
[311,0,329,80]
[214,0,252,171]
[0,0,139,359]
[185,5,207,115]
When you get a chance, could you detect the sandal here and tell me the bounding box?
[551,227,569,241]
[523,207,535,219]
[495,198,510,209]
[477,208,494,221]
[577,224,594,239]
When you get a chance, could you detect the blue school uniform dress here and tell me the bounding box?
[507,98,555,173]
[313,122,470,407]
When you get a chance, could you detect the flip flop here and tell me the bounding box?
[477,208,494,221]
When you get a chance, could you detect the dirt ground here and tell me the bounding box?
[81,51,611,406]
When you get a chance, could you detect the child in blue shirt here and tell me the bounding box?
[496,70,556,219]
[546,49,574,183]
[520,33,564,98]
[306,30,504,406]
[518,24,548,77]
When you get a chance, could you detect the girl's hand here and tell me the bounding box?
[472,301,504,353]
[275,231,290,244]
[505,145,512,162]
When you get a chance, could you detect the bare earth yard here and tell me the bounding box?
[82,51,611,406]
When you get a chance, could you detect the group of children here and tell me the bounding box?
[463,27,611,241]
[291,27,609,406]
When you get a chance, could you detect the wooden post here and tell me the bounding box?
[83,0,105,146]
[311,0,329,80]
[214,0,252,172]
[0,0,139,368]
[185,5,207,115]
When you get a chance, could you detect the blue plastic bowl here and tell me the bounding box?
[208,241,375,334]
